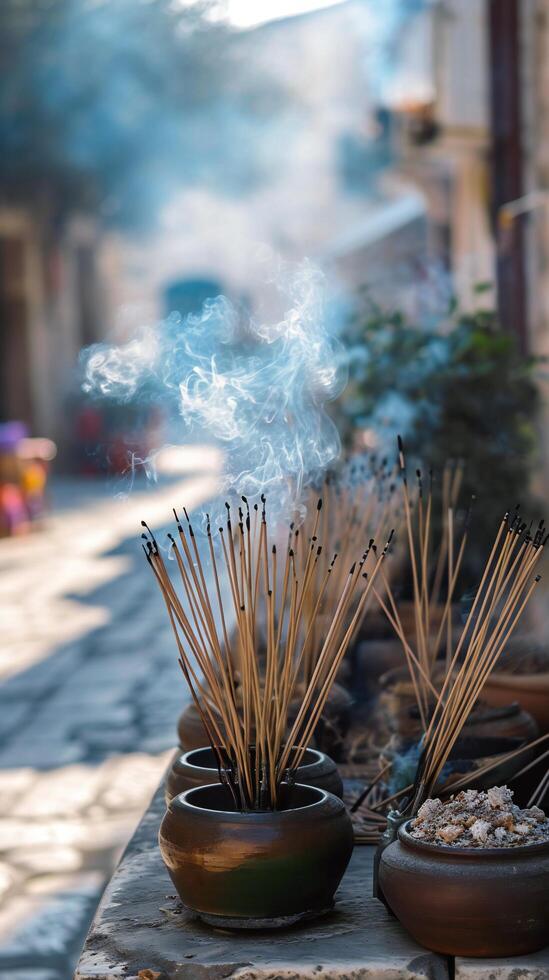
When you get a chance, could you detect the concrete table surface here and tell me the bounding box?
[74,786,449,980]
[74,786,549,980]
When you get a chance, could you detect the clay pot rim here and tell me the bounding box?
[178,745,328,774]
[398,819,549,859]
[487,670,549,686]
[171,781,336,819]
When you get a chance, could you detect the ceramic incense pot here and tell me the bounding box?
[483,671,549,733]
[159,782,353,928]
[441,734,532,790]
[176,681,353,756]
[165,746,344,802]
[177,701,223,752]
[378,819,549,956]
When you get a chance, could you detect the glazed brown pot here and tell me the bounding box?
[177,700,223,752]
[438,734,531,792]
[380,671,539,743]
[483,672,549,733]
[165,746,344,802]
[177,682,354,756]
[379,820,549,956]
[159,782,354,928]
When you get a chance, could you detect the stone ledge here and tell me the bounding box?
[74,787,449,980]
[455,950,549,980]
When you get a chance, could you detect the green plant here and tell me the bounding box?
[332,288,541,577]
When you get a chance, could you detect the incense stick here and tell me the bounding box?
[142,497,393,810]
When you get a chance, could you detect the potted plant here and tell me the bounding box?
[331,292,540,582]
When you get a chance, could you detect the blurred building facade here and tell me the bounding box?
[2,0,549,462]
[0,205,104,445]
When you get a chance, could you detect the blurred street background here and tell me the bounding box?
[2,0,549,976]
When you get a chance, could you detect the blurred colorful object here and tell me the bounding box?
[0,423,56,537]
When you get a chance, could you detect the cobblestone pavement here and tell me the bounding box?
[0,455,219,980]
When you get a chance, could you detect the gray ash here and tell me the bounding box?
[410,786,549,848]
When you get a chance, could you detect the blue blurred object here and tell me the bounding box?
[164,278,224,320]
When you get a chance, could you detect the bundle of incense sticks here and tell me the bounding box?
[297,456,399,683]
[374,440,472,729]
[141,496,393,810]
[406,505,546,813]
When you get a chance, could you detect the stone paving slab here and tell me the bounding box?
[0,470,220,979]
[75,786,449,980]
[455,952,549,980]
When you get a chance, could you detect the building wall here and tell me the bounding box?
[0,207,105,445]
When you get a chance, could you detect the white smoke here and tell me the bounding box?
[81,260,347,517]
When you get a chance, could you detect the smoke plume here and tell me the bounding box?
[81,261,347,518]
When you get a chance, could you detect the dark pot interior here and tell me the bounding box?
[165,746,344,802]
[186,780,323,813]
[446,734,523,759]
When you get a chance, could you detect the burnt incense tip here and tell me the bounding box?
[272,544,276,554]
[317,498,323,511]
[183,506,190,522]
[241,495,248,503]
[172,508,180,523]
[289,548,294,558]
[349,562,356,575]
[225,501,230,512]
[536,575,542,582]
[397,434,403,451]
[317,545,322,555]
[254,503,258,511]
[140,520,157,543]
